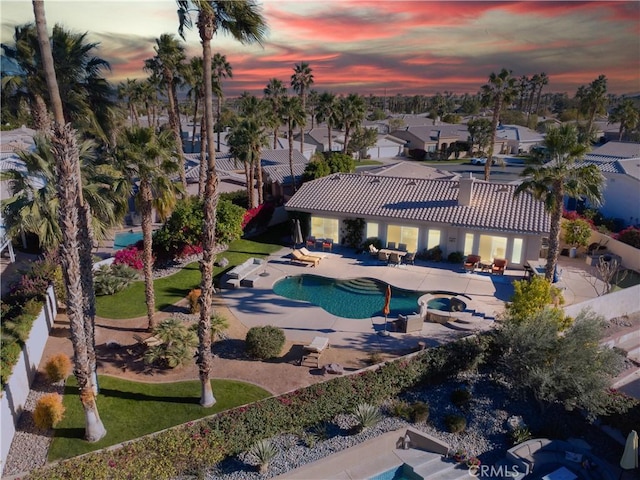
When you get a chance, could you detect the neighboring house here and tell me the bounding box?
[362,161,460,181]
[494,124,544,154]
[285,173,549,266]
[300,127,343,154]
[362,134,407,159]
[390,123,469,158]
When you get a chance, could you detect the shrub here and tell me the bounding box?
[247,439,277,473]
[367,351,384,365]
[10,274,50,302]
[563,219,592,248]
[447,251,464,263]
[510,426,532,445]
[362,237,383,251]
[409,401,430,423]
[143,318,198,368]
[245,326,285,360]
[114,245,144,270]
[33,393,65,430]
[423,245,443,261]
[444,414,467,433]
[616,226,640,248]
[451,388,472,408]
[304,421,330,447]
[187,289,201,314]
[388,399,411,420]
[352,403,382,432]
[93,264,137,296]
[44,354,72,383]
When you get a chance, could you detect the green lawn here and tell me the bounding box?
[96,237,282,319]
[49,375,270,461]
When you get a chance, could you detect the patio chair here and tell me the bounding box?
[523,264,534,281]
[398,243,408,252]
[306,236,316,249]
[322,238,333,252]
[291,249,320,267]
[491,258,508,275]
[301,336,329,367]
[403,252,415,265]
[387,241,396,250]
[463,254,481,273]
[378,250,389,264]
[388,252,402,266]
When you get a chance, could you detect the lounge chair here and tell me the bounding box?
[491,258,508,275]
[301,336,329,367]
[291,249,320,267]
[463,254,481,273]
[388,252,402,266]
[300,247,328,259]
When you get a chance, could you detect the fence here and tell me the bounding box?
[1,285,57,474]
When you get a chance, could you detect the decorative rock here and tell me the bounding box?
[323,363,344,375]
[217,257,230,268]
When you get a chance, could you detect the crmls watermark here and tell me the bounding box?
[468,464,523,478]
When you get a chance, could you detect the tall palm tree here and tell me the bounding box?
[534,72,549,115]
[177,0,266,408]
[32,0,106,442]
[316,91,337,152]
[280,95,305,192]
[480,68,517,181]
[291,62,313,154]
[144,34,187,188]
[212,52,232,151]
[114,127,180,330]
[117,78,141,126]
[183,56,204,153]
[263,78,287,148]
[336,93,366,154]
[576,75,608,136]
[515,124,604,280]
[228,117,269,207]
[609,98,639,141]
[307,89,319,129]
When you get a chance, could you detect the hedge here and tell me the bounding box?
[29,336,486,479]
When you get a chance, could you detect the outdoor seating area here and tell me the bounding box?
[222,257,265,288]
[305,236,333,252]
[464,254,481,272]
[378,248,415,267]
[300,336,330,367]
[463,255,508,275]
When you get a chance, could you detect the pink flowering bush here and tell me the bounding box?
[114,246,144,270]
[615,226,640,249]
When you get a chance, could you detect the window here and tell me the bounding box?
[366,222,379,240]
[478,234,507,261]
[387,225,419,252]
[511,238,523,264]
[427,229,441,250]
[463,233,474,256]
[310,217,339,241]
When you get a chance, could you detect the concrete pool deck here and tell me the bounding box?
[219,246,607,356]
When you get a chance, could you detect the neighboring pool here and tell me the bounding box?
[113,231,143,251]
[369,465,417,480]
[273,275,459,319]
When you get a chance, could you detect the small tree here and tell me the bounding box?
[562,219,592,251]
[506,276,565,327]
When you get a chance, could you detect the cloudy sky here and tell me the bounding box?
[1,0,639,97]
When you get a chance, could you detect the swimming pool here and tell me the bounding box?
[113,231,143,251]
[273,275,459,319]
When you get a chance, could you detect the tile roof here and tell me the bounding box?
[263,163,307,185]
[285,173,550,234]
[588,141,640,159]
[362,161,459,180]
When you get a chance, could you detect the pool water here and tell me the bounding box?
[273,275,429,319]
[369,465,417,480]
[113,231,143,251]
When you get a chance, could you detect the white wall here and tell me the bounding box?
[1,286,56,475]
[587,229,640,272]
[600,173,640,226]
[564,284,640,320]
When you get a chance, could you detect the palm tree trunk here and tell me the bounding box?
[288,120,296,193]
[546,184,564,281]
[167,79,187,188]
[273,127,278,149]
[256,152,264,205]
[32,94,51,132]
[197,11,217,408]
[191,94,199,153]
[327,124,332,152]
[484,97,502,181]
[51,123,106,442]
[198,122,206,199]
[140,180,156,330]
[216,95,222,152]
[249,161,256,208]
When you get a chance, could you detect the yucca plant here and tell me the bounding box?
[510,426,532,445]
[352,403,382,433]
[248,438,278,473]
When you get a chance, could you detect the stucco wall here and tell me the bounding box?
[600,173,640,226]
[563,284,640,320]
[1,286,56,475]
[587,229,640,272]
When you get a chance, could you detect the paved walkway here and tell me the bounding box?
[219,246,606,356]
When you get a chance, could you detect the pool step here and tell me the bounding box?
[335,278,384,295]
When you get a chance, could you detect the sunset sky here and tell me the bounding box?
[1,0,639,98]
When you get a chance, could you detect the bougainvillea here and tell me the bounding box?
[113,245,144,270]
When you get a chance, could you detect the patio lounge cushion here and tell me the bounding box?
[300,247,328,259]
[304,336,329,353]
[291,249,320,266]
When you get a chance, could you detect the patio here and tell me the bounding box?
[220,246,607,357]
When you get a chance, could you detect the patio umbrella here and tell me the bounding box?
[380,285,391,336]
[292,219,304,248]
[620,429,638,470]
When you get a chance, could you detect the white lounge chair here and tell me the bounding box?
[301,336,329,367]
[299,247,328,259]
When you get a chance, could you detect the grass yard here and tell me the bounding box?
[95,237,282,319]
[49,375,270,460]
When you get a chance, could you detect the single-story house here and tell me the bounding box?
[390,123,469,158]
[362,161,459,181]
[495,124,544,154]
[285,173,550,266]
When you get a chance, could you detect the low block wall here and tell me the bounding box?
[1,285,56,475]
[563,284,640,320]
[587,230,640,272]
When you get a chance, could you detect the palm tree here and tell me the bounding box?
[291,62,313,154]
[228,117,269,207]
[177,0,266,408]
[316,91,337,152]
[212,52,232,151]
[534,72,549,115]
[32,0,106,442]
[144,34,187,188]
[307,89,319,129]
[576,75,608,136]
[515,124,604,281]
[263,78,287,148]
[336,93,366,154]
[609,98,639,141]
[183,56,204,153]
[480,68,517,181]
[117,78,141,126]
[114,127,180,330]
[280,95,305,192]
[1,135,125,250]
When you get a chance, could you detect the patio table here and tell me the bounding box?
[380,249,408,257]
[526,259,547,277]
